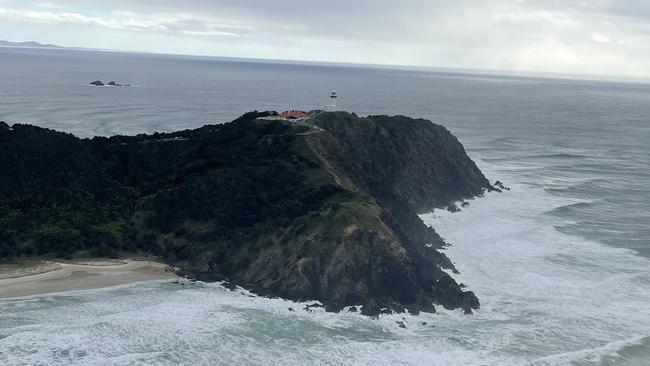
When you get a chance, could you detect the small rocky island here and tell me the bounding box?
[0,111,492,315]
[90,80,130,87]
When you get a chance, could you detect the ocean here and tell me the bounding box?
[1,47,649,366]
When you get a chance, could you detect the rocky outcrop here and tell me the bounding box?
[0,111,489,316]
[494,180,510,191]
[89,80,130,87]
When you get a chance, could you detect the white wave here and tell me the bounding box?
[529,336,649,366]
[0,281,506,366]
[422,168,650,365]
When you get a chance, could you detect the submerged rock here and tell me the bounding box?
[90,80,104,86]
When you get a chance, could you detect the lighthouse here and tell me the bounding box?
[327,90,338,111]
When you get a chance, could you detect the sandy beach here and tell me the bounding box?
[0,259,177,299]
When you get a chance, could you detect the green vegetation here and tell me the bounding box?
[0,112,351,269]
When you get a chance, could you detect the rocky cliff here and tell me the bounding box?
[0,111,491,315]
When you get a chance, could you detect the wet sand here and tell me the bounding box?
[0,260,177,299]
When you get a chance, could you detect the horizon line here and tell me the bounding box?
[3,38,650,85]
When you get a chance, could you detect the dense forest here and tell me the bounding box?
[0,112,340,264]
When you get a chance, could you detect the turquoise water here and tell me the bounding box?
[0,47,649,365]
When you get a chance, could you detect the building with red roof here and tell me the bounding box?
[279,110,308,119]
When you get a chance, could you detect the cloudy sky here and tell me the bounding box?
[1,0,650,77]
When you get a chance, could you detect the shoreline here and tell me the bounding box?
[0,259,178,299]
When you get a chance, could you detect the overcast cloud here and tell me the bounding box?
[1,0,650,77]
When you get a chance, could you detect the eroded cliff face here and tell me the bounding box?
[294,112,491,314]
[0,111,489,315]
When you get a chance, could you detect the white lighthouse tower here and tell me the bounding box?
[327,90,338,111]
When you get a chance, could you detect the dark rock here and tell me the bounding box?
[432,275,479,314]
[421,322,427,326]
[222,282,237,291]
[325,303,343,313]
[494,180,510,191]
[419,301,436,314]
[90,80,104,86]
[396,321,407,328]
[361,298,382,316]
[288,307,295,312]
[461,202,470,208]
[349,306,358,313]
[303,306,313,313]
[106,81,130,87]
[446,204,460,213]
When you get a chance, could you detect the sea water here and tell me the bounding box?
[0,47,649,365]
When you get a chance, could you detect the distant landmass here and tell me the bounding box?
[0,40,63,49]
[0,40,62,49]
[0,111,494,316]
